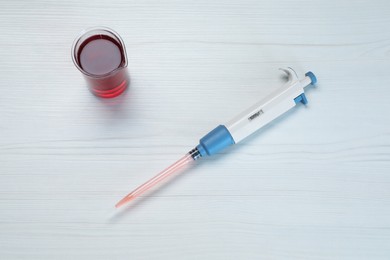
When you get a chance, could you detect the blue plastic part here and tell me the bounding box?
[196,125,235,157]
[294,93,308,105]
[305,71,317,85]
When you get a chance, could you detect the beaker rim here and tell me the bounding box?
[71,26,128,78]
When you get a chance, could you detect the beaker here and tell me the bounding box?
[72,27,129,98]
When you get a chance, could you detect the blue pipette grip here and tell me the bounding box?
[196,125,235,157]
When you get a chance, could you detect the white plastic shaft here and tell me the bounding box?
[225,68,313,143]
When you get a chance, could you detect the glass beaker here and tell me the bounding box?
[72,27,129,98]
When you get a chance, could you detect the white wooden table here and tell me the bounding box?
[1,0,390,259]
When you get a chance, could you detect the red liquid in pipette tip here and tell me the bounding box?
[115,154,194,208]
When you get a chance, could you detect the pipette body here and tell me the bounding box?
[116,68,317,208]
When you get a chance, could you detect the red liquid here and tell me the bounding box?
[77,35,129,98]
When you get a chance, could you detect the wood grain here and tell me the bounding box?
[1,0,390,259]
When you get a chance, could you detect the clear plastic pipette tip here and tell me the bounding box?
[115,149,199,208]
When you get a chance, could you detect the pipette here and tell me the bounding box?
[115,68,317,208]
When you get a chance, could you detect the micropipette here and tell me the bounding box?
[116,68,317,208]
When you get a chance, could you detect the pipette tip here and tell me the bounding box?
[114,152,195,209]
[115,195,134,208]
